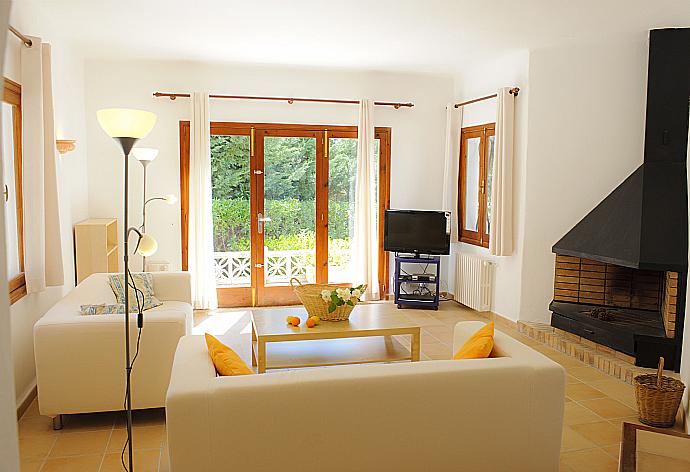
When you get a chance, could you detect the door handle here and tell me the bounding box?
[257,213,272,233]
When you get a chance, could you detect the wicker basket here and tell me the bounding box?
[290,278,366,321]
[634,357,686,428]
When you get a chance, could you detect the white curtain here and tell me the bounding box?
[21,37,64,293]
[441,103,463,243]
[188,92,218,309]
[352,99,380,301]
[489,87,515,256]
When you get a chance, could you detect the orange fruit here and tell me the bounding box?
[290,317,300,326]
[306,318,316,328]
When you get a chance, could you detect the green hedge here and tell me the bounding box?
[213,198,352,252]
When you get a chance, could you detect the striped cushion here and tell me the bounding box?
[80,303,126,316]
[108,273,162,312]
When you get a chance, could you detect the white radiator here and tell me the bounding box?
[454,253,493,312]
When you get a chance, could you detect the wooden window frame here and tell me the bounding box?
[3,78,25,304]
[458,123,494,248]
[179,121,391,307]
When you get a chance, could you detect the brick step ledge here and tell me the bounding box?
[517,321,679,385]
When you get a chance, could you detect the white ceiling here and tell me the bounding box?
[22,0,690,74]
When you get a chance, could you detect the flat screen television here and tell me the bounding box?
[384,209,450,255]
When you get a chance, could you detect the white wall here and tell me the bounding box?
[4,2,89,406]
[0,0,21,467]
[449,50,529,321]
[83,60,454,283]
[518,36,648,323]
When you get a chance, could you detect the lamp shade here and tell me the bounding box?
[136,234,158,257]
[131,147,159,162]
[96,108,157,139]
[163,194,178,205]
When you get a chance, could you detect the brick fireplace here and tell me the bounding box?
[549,255,686,369]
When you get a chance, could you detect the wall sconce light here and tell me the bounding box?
[56,139,76,155]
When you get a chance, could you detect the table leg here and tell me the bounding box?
[257,339,267,374]
[411,329,421,362]
[251,323,257,367]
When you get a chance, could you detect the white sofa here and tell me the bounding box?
[166,320,565,472]
[34,272,192,419]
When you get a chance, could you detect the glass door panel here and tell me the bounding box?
[210,135,251,287]
[262,136,317,287]
[327,137,379,283]
[1,102,20,278]
[484,133,495,236]
[463,136,481,232]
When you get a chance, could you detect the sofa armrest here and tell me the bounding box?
[166,336,216,472]
[151,272,191,304]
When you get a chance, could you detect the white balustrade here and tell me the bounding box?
[214,249,315,286]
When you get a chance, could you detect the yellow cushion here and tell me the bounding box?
[205,333,253,376]
[453,322,495,360]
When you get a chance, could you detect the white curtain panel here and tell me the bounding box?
[21,37,64,293]
[441,103,463,243]
[188,92,218,310]
[489,87,515,256]
[352,99,380,301]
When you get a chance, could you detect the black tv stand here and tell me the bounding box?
[394,254,441,310]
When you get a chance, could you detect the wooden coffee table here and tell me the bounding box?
[251,306,421,373]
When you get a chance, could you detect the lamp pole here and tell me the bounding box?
[119,137,137,472]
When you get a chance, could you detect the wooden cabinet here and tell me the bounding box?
[74,218,118,284]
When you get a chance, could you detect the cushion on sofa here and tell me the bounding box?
[80,303,125,315]
[453,322,494,359]
[108,273,162,312]
[205,333,253,376]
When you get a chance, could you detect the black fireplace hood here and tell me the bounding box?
[553,28,690,272]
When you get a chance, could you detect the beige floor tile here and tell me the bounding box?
[107,426,165,453]
[579,398,637,419]
[567,375,582,385]
[564,402,604,425]
[567,367,614,383]
[41,454,103,472]
[570,421,623,446]
[560,448,618,472]
[421,325,454,343]
[420,329,443,344]
[49,430,110,458]
[17,415,57,438]
[101,449,161,472]
[566,383,607,401]
[589,379,637,408]
[561,425,598,452]
[607,416,642,430]
[19,459,44,472]
[19,434,56,461]
[600,444,621,460]
[420,342,452,360]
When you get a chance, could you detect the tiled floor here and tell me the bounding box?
[16,301,684,471]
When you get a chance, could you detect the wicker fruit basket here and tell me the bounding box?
[634,357,686,428]
[290,278,365,321]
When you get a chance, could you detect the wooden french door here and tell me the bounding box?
[180,122,391,307]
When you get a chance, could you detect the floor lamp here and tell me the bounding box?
[131,147,177,271]
[97,108,158,472]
